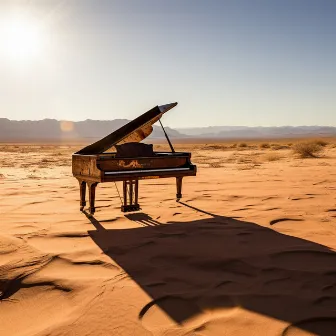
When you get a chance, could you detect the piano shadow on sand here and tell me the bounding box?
[86,204,336,335]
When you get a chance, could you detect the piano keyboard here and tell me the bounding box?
[104,167,191,175]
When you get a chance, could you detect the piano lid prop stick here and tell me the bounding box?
[114,182,124,205]
[159,119,175,153]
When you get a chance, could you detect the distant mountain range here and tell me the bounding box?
[176,126,336,139]
[0,118,185,141]
[0,118,335,141]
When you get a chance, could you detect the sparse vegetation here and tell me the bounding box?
[292,142,324,158]
[0,139,334,178]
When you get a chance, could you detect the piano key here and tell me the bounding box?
[104,167,190,175]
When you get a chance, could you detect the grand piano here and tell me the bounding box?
[72,102,197,214]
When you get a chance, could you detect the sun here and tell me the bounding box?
[1,14,46,64]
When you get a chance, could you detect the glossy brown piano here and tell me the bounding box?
[72,102,197,214]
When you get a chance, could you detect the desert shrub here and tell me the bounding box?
[230,143,237,148]
[271,144,289,150]
[259,143,270,149]
[238,143,248,148]
[237,163,258,170]
[311,139,328,147]
[208,162,221,168]
[27,174,40,179]
[264,153,282,161]
[237,156,248,163]
[292,142,323,158]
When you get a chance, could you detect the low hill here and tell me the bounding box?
[0,118,184,141]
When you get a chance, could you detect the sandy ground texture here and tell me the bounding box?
[1,141,336,336]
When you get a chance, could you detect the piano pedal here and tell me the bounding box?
[121,204,141,212]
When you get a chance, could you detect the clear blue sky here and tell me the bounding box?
[0,0,335,127]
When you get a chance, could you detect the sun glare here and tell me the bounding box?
[1,14,46,64]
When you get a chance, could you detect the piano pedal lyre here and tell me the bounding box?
[121,179,140,212]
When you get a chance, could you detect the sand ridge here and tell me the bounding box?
[0,142,336,335]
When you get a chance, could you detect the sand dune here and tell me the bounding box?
[1,142,336,335]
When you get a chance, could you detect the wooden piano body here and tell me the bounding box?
[72,103,197,213]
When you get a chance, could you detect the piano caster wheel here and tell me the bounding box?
[176,194,182,202]
[80,206,85,211]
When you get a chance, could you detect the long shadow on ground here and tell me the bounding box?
[86,203,336,335]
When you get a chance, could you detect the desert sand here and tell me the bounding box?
[1,140,336,336]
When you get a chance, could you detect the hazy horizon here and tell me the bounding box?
[1,116,335,130]
[1,1,336,127]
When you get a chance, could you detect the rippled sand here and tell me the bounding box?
[1,141,336,336]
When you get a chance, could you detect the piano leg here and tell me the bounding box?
[88,182,98,215]
[176,177,183,201]
[123,180,127,207]
[78,179,87,211]
[134,179,139,206]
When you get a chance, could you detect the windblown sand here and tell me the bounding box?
[1,141,336,336]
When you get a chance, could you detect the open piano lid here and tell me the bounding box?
[76,102,177,155]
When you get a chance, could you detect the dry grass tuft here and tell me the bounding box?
[235,152,262,165]
[292,142,324,158]
[238,143,248,148]
[263,153,282,162]
[208,162,222,168]
[311,139,329,147]
[26,174,40,179]
[237,163,259,170]
[271,144,289,150]
[259,143,270,149]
